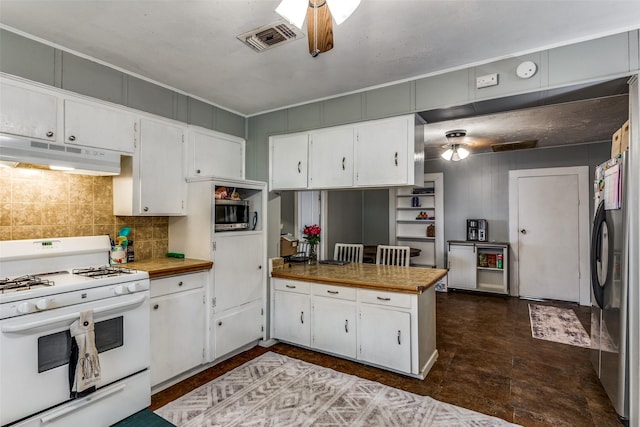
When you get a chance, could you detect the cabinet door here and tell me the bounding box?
[213,233,264,312]
[448,244,477,289]
[308,127,354,188]
[354,117,410,186]
[214,302,263,359]
[138,118,186,215]
[312,296,356,358]
[270,133,308,190]
[358,305,411,373]
[150,288,205,386]
[273,291,310,346]
[0,82,57,141]
[189,128,244,180]
[64,98,136,153]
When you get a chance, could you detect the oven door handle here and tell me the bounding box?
[39,383,127,423]
[1,294,148,334]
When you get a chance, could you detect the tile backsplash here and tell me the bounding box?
[0,167,168,261]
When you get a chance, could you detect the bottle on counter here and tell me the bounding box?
[127,240,134,263]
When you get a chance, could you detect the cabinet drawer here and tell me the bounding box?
[312,283,356,301]
[273,279,311,294]
[150,272,206,298]
[357,289,412,309]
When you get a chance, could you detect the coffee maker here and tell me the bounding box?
[467,219,488,242]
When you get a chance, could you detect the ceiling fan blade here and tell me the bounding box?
[306,1,333,56]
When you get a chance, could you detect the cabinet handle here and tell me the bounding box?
[46,131,54,138]
[286,284,296,289]
[143,207,149,212]
[300,311,304,324]
[342,157,346,170]
[345,319,349,333]
[327,290,339,294]
[397,330,401,345]
[297,161,302,173]
[394,152,398,166]
[68,135,76,142]
[153,304,159,310]
[178,281,183,287]
[377,296,391,301]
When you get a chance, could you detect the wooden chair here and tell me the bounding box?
[375,245,410,267]
[334,243,364,263]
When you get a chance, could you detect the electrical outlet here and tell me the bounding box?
[476,73,499,89]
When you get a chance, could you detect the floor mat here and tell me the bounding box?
[112,409,176,426]
[155,351,517,426]
[528,303,591,348]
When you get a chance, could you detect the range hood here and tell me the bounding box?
[0,133,121,175]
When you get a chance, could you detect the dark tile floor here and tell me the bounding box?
[150,291,622,426]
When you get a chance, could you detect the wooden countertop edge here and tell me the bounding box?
[270,269,447,295]
[146,263,213,279]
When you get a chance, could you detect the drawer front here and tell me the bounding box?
[272,278,311,294]
[312,283,356,301]
[357,289,412,309]
[151,272,206,298]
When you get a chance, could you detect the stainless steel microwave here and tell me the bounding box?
[215,199,250,231]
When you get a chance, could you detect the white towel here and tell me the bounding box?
[69,310,101,397]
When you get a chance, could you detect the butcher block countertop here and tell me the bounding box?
[125,258,212,279]
[271,262,447,294]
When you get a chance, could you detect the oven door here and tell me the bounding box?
[0,292,150,426]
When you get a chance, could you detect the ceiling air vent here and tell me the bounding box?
[237,20,304,52]
[491,140,538,152]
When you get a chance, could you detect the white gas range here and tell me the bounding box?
[0,236,151,427]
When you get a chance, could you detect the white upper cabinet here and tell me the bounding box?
[0,81,58,141]
[188,127,245,180]
[269,132,309,190]
[354,116,412,187]
[64,98,136,153]
[114,117,186,216]
[308,127,354,189]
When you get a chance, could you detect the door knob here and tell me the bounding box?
[520,229,527,234]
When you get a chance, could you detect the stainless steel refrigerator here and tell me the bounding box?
[590,153,629,424]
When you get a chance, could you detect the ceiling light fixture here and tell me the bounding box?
[441,130,470,161]
[276,0,361,57]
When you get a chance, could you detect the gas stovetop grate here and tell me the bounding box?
[0,275,55,293]
[72,266,134,278]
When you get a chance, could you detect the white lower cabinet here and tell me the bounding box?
[214,301,263,359]
[271,278,437,378]
[312,296,357,359]
[358,305,411,373]
[272,280,311,346]
[150,272,206,387]
[447,242,477,289]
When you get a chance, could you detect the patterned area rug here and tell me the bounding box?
[528,304,591,348]
[156,352,517,426]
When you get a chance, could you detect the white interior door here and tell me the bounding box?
[516,174,580,302]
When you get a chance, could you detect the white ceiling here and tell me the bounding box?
[1,0,639,117]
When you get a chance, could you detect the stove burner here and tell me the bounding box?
[0,275,55,293]
[72,266,134,278]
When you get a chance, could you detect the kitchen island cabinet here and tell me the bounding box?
[271,263,446,379]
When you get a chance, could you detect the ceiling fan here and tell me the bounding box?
[439,129,538,161]
[276,0,361,57]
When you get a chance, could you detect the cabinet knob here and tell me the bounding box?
[196,169,201,174]
[218,321,222,326]
[153,304,159,310]
[520,229,527,234]
[258,265,262,270]
[68,135,76,142]
[143,207,149,212]
[178,281,183,287]
[46,131,54,138]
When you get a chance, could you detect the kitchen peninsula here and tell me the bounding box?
[271,263,447,379]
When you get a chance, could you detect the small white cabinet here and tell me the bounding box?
[188,127,245,180]
[64,98,136,153]
[150,272,206,387]
[447,241,509,294]
[269,133,309,190]
[358,304,411,373]
[308,127,354,188]
[114,117,186,216]
[214,301,263,359]
[273,280,311,346]
[447,242,477,289]
[0,81,58,141]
